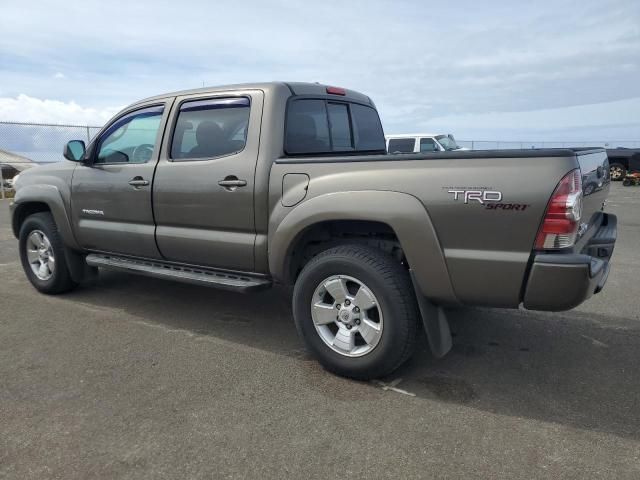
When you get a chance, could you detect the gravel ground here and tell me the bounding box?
[1,182,639,479]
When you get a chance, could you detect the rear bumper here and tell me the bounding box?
[523,213,616,311]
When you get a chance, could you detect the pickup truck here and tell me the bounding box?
[10,82,617,379]
[606,148,640,181]
[386,133,467,153]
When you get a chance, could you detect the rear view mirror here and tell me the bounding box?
[63,140,86,161]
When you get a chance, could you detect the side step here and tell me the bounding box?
[86,253,271,292]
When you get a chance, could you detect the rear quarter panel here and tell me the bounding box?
[270,152,578,307]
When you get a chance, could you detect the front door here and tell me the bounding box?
[70,101,172,258]
[152,90,264,271]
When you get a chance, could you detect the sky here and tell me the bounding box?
[0,0,639,143]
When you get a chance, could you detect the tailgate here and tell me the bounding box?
[576,149,610,236]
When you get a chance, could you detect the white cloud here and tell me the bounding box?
[0,0,638,140]
[0,94,120,125]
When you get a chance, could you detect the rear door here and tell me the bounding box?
[152,90,264,271]
[70,100,172,258]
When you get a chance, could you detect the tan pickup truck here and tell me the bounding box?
[11,82,616,379]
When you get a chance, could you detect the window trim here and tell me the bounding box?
[168,95,252,163]
[92,104,166,166]
[283,95,385,157]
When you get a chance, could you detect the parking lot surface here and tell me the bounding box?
[1,183,639,479]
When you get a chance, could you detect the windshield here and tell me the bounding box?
[436,134,460,151]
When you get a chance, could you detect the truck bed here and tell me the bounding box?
[272,148,609,307]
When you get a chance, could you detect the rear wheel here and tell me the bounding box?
[610,162,626,181]
[19,212,78,294]
[292,245,418,380]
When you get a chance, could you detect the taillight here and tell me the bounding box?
[535,169,583,249]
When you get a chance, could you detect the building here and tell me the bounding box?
[0,149,36,195]
[0,149,36,183]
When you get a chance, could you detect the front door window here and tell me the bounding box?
[96,105,164,164]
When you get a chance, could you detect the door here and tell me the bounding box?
[70,101,172,258]
[152,90,264,271]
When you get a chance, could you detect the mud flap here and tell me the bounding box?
[64,246,99,284]
[410,270,452,358]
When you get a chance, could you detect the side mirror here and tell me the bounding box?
[63,140,86,161]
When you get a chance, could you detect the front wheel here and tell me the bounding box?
[292,245,418,380]
[19,212,78,294]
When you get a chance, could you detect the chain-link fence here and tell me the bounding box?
[0,121,101,164]
[0,120,639,166]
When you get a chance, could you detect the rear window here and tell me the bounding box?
[387,138,416,154]
[285,99,385,155]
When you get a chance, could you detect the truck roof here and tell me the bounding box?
[132,81,373,107]
[386,133,446,138]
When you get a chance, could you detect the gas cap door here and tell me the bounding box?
[281,173,310,207]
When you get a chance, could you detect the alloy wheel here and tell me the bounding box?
[311,275,383,357]
[25,230,56,281]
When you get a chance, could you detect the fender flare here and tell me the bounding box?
[12,184,80,250]
[268,190,458,305]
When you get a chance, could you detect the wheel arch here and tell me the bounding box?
[12,184,81,250]
[268,190,458,305]
[608,156,629,169]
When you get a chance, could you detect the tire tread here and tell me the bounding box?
[294,244,418,379]
[19,212,77,294]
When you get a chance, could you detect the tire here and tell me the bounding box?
[610,162,626,181]
[292,244,418,380]
[19,212,78,294]
[622,178,632,187]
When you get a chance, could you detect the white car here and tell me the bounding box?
[386,133,468,154]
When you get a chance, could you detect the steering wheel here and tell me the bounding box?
[132,144,154,163]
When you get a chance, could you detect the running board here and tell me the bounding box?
[85,254,271,292]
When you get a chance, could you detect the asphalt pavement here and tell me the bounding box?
[1,183,639,479]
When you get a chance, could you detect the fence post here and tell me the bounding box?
[0,167,4,200]
[471,141,474,150]
[86,126,91,143]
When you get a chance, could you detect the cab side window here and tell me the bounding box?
[170,97,250,160]
[96,106,164,164]
[387,138,415,154]
[420,138,439,152]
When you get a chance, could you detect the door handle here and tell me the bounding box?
[128,176,149,187]
[218,176,247,190]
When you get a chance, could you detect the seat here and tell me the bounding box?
[287,114,328,153]
[189,121,227,158]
